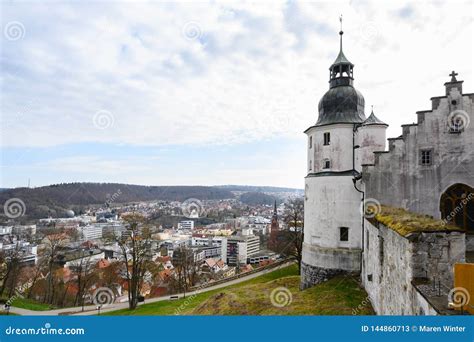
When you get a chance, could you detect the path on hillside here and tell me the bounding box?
[8,261,294,316]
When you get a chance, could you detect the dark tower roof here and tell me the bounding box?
[363,108,388,126]
[314,18,366,128]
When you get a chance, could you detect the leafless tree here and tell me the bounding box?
[112,213,154,310]
[171,246,200,296]
[70,249,97,307]
[43,233,66,304]
[0,243,22,298]
[283,198,304,272]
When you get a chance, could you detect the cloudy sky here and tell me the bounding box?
[1,0,473,189]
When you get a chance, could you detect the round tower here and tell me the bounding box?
[357,108,388,167]
[301,22,367,289]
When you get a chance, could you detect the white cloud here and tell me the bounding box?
[1,1,473,159]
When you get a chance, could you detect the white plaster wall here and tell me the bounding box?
[303,175,363,270]
[306,124,356,173]
[356,125,387,168]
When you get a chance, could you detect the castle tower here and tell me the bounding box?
[301,21,375,289]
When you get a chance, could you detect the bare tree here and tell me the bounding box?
[26,258,47,299]
[112,213,153,310]
[0,243,22,298]
[171,246,200,297]
[70,249,97,307]
[283,198,304,272]
[43,233,66,304]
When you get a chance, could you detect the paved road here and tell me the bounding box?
[8,261,294,316]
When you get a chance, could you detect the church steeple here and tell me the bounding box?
[329,15,354,88]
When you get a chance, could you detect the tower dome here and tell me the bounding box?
[315,21,366,127]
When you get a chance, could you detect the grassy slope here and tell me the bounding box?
[11,297,56,311]
[108,264,374,316]
[108,264,299,316]
[1,296,55,311]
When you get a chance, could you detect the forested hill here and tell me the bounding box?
[0,183,235,221]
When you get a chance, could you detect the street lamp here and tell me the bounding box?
[4,303,11,315]
[97,304,102,315]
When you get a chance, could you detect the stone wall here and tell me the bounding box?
[362,83,474,220]
[361,219,465,315]
[300,261,347,290]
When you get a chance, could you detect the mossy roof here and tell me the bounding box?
[369,205,465,237]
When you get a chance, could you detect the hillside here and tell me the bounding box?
[107,265,373,316]
[239,191,280,206]
[217,185,303,193]
[192,276,373,315]
[0,183,235,221]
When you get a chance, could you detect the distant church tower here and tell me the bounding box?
[268,200,279,250]
[301,19,387,289]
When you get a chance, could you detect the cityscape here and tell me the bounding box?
[0,2,473,341]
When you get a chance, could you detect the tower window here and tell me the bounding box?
[420,149,432,166]
[339,227,349,242]
[323,132,330,146]
[323,159,331,169]
[309,160,312,171]
[309,136,312,148]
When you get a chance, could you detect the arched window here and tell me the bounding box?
[440,183,474,232]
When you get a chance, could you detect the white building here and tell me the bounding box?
[80,225,103,241]
[227,235,260,266]
[301,28,387,288]
[191,234,227,263]
[178,220,194,230]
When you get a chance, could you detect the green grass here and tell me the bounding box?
[107,264,299,316]
[10,297,56,311]
[107,264,373,315]
[192,275,373,315]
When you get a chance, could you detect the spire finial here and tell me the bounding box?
[339,15,343,51]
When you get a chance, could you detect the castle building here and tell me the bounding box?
[301,22,473,302]
[301,25,387,288]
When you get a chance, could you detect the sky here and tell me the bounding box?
[1,0,473,189]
